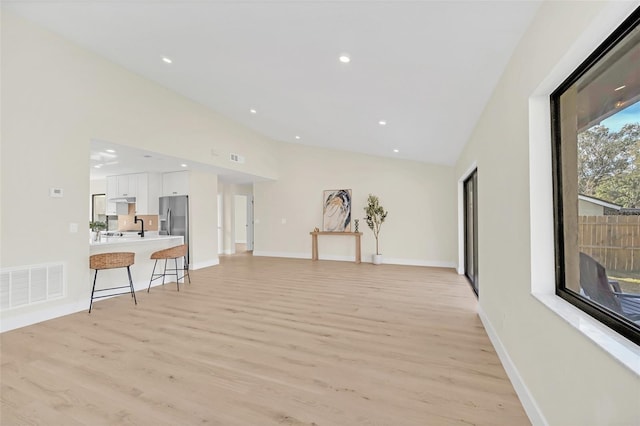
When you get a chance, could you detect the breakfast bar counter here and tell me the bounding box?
[90,235,183,247]
[89,235,185,299]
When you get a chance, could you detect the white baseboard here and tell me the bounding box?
[383,257,456,269]
[191,258,219,270]
[252,251,456,268]
[1,299,87,333]
[252,251,309,259]
[478,306,548,426]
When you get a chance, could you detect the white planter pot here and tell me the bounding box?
[372,254,383,265]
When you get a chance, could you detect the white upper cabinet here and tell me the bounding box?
[105,176,121,215]
[105,173,162,215]
[116,174,137,197]
[135,173,161,215]
[107,174,138,199]
[162,171,189,196]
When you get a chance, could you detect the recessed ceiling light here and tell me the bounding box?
[106,149,116,153]
[181,163,188,168]
[615,85,626,91]
[295,135,301,140]
[339,54,351,63]
[250,108,257,114]
[94,164,102,168]
[162,56,173,64]
[379,120,387,126]
[393,149,399,153]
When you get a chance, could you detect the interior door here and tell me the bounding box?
[464,169,479,295]
[217,194,223,255]
[247,195,254,251]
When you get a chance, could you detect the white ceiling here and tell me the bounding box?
[5,0,541,168]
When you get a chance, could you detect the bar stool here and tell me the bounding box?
[89,252,137,313]
[147,244,190,292]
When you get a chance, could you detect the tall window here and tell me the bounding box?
[551,8,640,345]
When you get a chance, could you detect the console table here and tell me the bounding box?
[310,231,363,264]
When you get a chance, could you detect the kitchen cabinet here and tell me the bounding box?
[162,171,189,196]
[105,176,127,215]
[107,174,138,199]
[134,173,161,215]
[116,174,137,197]
[106,173,161,215]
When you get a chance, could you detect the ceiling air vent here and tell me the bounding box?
[230,153,245,164]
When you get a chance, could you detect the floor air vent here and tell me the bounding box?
[0,263,65,310]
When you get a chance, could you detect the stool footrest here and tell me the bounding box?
[147,255,191,292]
[93,285,137,299]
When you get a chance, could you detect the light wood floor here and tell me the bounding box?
[1,256,529,425]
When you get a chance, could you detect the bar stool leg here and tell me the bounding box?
[162,259,168,285]
[126,266,137,305]
[148,259,158,293]
[175,257,180,291]
[184,256,191,284]
[89,270,98,313]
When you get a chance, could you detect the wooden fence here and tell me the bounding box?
[578,215,640,274]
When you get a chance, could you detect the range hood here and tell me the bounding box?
[109,196,136,203]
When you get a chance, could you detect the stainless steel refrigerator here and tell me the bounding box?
[159,195,190,266]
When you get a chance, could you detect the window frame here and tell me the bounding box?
[550,7,640,346]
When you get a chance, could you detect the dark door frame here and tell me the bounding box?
[463,169,479,296]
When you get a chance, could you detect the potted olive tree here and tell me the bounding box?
[363,194,388,265]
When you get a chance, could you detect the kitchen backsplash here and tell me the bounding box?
[118,214,159,232]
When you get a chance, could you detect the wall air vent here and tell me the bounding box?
[0,263,65,311]
[230,153,245,164]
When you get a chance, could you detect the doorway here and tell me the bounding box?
[217,193,224,255]
[234,195,247,253]
[464,169,478,295]
[234,194,254,253]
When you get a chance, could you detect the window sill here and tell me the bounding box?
[533,292,640,376]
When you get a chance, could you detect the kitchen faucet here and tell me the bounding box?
[135,216,145,238]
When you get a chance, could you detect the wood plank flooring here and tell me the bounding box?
[1,255,529,425]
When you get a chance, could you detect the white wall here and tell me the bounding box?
[455,1,640,424]
[0,11,277,328]
[188,170,219,269]
[254,142,457,266]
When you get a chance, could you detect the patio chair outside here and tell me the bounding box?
[579,252,640,323]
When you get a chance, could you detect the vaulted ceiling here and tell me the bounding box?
[5,0,542,166]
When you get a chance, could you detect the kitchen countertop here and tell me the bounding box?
[90,235,183,246]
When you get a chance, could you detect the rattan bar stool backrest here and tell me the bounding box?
[150,244,188,260]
